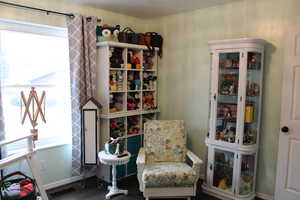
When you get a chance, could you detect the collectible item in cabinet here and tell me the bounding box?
[219,74,238,95]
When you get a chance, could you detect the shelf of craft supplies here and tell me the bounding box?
[95,41,160,183]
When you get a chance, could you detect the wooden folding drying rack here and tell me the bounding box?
[0,87,49,199]
[0,133,49,200]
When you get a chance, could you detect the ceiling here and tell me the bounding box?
[68,0,241,19]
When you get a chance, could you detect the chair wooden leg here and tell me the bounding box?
[26,155,49,200]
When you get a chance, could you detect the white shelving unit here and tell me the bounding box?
[202,38,266,200]
[95,41,159,182]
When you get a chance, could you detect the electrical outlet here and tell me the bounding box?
[40,160,46,171]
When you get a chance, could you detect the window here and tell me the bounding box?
[0,19,72,151]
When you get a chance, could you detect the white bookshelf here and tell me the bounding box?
[95,41,159,182]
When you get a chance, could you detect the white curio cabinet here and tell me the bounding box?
[202,38,266,200]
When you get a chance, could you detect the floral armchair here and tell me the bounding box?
[136,120,203,200]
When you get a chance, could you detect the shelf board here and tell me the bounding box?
[214,162,234,168]
[142,89,156,92]
[217,118,237,122]
[123,133,144,139]
[218,93,238,97]
[247,67,261,70]
[127,69,142,71]
[128,90,141,92]
[110,68,126,71]
[219,67,239,70]
[110,90,126,93]
[101,109,160,119]
[218,102,237,106]
[143,69,156,72]
[97,41,159,51]
[142,109,160,114]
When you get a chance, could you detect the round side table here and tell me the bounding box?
[98,151,131,199]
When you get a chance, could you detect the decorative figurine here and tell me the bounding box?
[96,24,120,42]
[219,74,238,95]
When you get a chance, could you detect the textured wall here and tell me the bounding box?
[145,0,300,196]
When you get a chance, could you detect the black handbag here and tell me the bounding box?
[0,171,37,200]
[118,27,139,44]
[145,32,163,58]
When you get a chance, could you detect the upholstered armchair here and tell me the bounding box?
[136,120,203,200]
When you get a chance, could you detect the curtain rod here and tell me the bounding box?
[0,1,101,22]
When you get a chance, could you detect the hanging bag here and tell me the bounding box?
[118,27,139,44]
[149,32,163,57]
[0,171,37,200]
[145,32,163,58]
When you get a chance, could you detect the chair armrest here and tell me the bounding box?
[186,150,203,179]
[136,148,145,192]
[136,148,145,165]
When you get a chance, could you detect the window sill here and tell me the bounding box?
[36,142,70,151]
[7,142,70,156]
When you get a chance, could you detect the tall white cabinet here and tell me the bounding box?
[95,41,159,182]
[202,38,266,200]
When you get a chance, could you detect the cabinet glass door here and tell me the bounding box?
[239,154,255,196]
[213,148,235,192]
[243,52,262,145]
[215,52,240,143]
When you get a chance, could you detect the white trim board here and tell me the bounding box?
[44,175,274,200]
[0,18,67,37]
[44,174,94,190]
[256,192,274,200]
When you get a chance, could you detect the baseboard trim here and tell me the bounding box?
[44,174,94,190]
[45,175,274,200]
[256,192,274,200]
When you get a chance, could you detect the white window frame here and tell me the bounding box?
[0,18,71,152]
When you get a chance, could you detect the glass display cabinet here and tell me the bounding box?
[203,38,266,200]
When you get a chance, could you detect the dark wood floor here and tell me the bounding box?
[47,176,263,200]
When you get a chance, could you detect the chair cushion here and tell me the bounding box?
[142,162,197,188]
[144,120,187,163]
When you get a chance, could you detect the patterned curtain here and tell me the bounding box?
[67,14,97,176]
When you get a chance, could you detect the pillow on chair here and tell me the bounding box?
[144,120,187,164]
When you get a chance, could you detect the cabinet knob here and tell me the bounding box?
[281,126,289,133]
